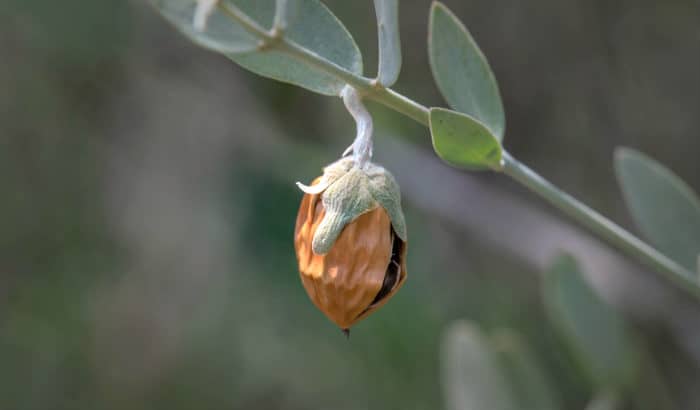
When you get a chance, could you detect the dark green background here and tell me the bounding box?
[1,0,699,408]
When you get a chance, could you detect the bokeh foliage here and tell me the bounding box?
[2,0,700,409]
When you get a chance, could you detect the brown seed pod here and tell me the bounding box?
[295,174,408,331]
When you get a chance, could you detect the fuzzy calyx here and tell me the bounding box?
[296,157,407,254]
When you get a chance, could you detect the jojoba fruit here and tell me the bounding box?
[294,158,407,332]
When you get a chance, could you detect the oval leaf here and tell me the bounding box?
[441,321,516,410]
[374,0,402,87]
[230,0,363,96]
[491,329,562,410]
[543,254,638,390]
[428,2,505,140]
[615,148,700,273]
[153,0,258,54]
[429,107,502,170]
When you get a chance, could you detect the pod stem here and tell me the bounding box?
[341,85,374,168]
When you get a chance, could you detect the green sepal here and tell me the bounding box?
[313,167,376,254]
[367,164,407,241]
[297,157,408,255]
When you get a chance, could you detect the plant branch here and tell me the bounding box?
[217,2,270,38]
[218,3,700,298]
[218,2,429,124]
[279,37,431,124]
[501,151,698,295]
[273,0,289,31]
[276,39,431,124]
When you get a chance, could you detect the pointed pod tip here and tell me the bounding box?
[296,180,328,195]
[341,328,350,339]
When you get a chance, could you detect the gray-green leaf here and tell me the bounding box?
[492,329,562,410]
[428,2,505,140]
[615,147,700,273]
[543,254,638,390]
[441,321,516,410]
[373,0,401,87]
[429,107,502,170]
[153,0,258,54]
[230,0,363,95]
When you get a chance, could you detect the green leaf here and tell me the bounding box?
[429,107,502,170]
[154,0,362,95]
[441,321,516,410]
[543,254,638,390]
[428,1,505,140]
[492,329,562,410]
[230,0,363,95]
[373,0,401,87]
[615,148,700,273]
[153,0,258,54]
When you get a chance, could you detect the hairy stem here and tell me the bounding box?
[218,3,699,297]
[341,85,374,167]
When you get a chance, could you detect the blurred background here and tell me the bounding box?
[1,0,700,408]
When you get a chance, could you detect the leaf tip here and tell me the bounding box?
[613,147,650,181]
[613,146,635,164]
[428,1,446,31]
[429,1,447,14]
